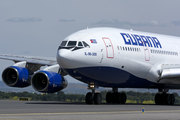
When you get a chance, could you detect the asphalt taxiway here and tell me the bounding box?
[0,100,180,120]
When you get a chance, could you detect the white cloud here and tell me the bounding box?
[92,19,167,27]
[6,17,42,22]
[58,19,76,22]
[171,20,180,26]
[150,21,159,25]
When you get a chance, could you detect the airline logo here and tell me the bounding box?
[120,33,162,48]
[90,39,97,44]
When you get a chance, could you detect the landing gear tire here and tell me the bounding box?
[165,94,171,105]
[85,92,93,104]
[94,93,102,105]
[155,93,162,105]
[117,93,122,104]
[106,92,126,104]
[85,92,102,105]
[112,92,119,103]
[116,93,126,104]
[170,94,175,105]
[106,92,112,103]
[155,93,175,105]
[120,93,127,104]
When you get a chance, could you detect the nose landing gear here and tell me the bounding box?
[85,83,102,105]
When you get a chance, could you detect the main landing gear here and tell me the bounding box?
[155,89,175,105]
[106,88,127,104]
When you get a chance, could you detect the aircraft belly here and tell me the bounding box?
[65,66,159,88]
[76,67,130,84]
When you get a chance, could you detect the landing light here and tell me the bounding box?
[88,83,97,89]
[90,85,95,88]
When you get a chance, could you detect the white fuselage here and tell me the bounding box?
[57,27,180,89]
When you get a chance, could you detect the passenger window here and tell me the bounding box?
[78,42,83,47]
[60,41,67,46]
[82,41,90,47]
[67,41,77,47]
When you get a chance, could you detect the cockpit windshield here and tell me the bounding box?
[59,40,90,51]
[78,41,83,47]
[60,41,67,46]
[82,41,90,47]
[67,41,77,47]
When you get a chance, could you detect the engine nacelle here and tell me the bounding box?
[2,66,31,87]
[31,70,68,93]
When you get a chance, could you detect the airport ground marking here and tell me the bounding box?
[1,110,180,116]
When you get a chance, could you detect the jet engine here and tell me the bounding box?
[31,70,68,93]
[2,66,31,87]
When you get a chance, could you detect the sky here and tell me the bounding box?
[1,0,180,83]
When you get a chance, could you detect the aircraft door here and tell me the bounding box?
[143,42,150,61]
[102,37,114,58]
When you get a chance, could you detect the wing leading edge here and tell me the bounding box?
[0,54,57,66]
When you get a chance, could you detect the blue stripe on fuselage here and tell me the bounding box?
[64,67,161,88]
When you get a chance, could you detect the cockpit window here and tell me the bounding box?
[82,41,90,47]
[60,41,67,46]
[58,40,90,51]
[78,42,83,47]
[67,41,77,47]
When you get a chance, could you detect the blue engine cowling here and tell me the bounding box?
[31,70,68,93]
[2,66,31,87]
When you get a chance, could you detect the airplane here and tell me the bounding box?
[0,27,180,105]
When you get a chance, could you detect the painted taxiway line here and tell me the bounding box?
[1,110,180,116]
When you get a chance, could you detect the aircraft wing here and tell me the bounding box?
[160,68,180,79]
[0,54,57,66]
[159,64,180,80]
[0,54,68,92]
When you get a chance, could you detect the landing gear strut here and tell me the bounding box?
[106,88,127,104]
[85,83,102,105]
[155,89,175,105]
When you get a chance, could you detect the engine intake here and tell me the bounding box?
[2,66,30,87]
[32,70,67,93]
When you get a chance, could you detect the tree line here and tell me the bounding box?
[0,90,180,104]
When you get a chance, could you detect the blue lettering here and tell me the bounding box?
[92,52,97,56]
[88,52,92,56]
[120,33,131,45]
[146,36,153,47]
[133,34,143,46]
[120,33,162,48]
[148,36,157,48]
[152,37,162,48]
[140,35,151,47]
[129,34,138,45]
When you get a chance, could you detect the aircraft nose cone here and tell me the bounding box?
[57,49,73,68]
[58,49,68,59]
